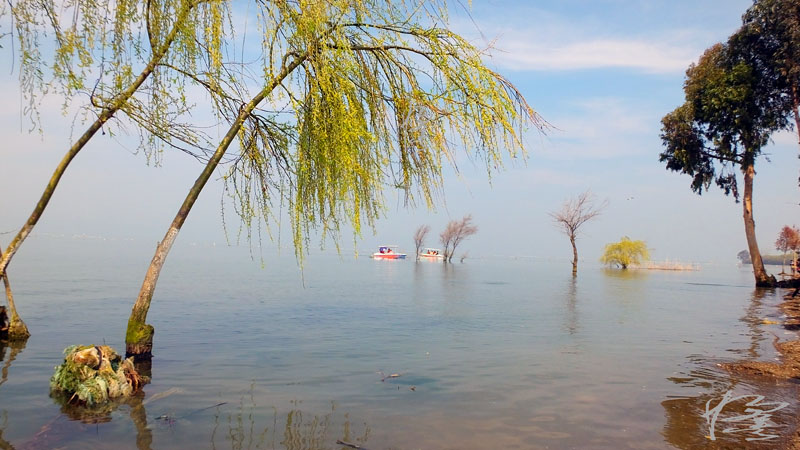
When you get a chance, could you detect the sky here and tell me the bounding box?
[2,0,799,266]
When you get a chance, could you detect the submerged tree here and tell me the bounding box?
[125,1,545,356]
[0,243,28,340]
[600,237,649,270]
[659,41,786,287]
[0,0,218,335]
[549,190,607,276]
[439,215,478,263]
[413,225,431,261]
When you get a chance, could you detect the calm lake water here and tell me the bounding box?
[1,238,798,449]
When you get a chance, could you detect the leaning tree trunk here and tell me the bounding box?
[570,235,578,277]
[125,54,308,357]
[742,163,774,287]
[793,85,800,188]
[792,85,800,150]
[0,1,198,281]
[0,242,29,340]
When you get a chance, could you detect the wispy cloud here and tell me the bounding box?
[488,38,696,74]
[536,97,661,160]
[453,6,712,75]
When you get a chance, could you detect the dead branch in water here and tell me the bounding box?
[337,439,370,449]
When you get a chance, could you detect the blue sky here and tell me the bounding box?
[2,0,799,265]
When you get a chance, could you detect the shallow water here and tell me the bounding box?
[1,238,798,449]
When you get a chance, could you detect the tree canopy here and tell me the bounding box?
[659,43,785,198]
[737,0,800,148]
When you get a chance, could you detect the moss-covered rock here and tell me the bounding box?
[50,345,146,405]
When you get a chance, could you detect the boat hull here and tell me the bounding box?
[419,254,444,260]
[372,253,407,260]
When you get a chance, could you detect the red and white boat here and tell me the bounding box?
[372,245,407,260]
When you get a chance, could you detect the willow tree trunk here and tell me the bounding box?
[125,54,308,357]
[742,164,774,287]
[570,235,578,276]
[0,242,29,340]
[0,2,198,281]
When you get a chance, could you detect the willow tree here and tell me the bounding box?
[0,0,225,337]
[125,0,545,356]
[600,237,649,270]
[660,43,785,287]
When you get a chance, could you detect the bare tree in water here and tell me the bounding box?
[413,225,430,261]
[440,215,478,263]
[550,191,607,276]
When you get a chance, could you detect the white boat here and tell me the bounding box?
[372,245,407,260]
[419,247,444,260]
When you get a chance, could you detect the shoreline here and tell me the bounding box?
[720,289,800,448]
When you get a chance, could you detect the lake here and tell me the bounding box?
[1,237,798,449]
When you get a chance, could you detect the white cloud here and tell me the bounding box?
[489,38,696,74]
[452,9,709,75]
[535,97,660,160]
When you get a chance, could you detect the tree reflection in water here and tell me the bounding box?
[0,338,25,450]
[0,410,13,450]
[0,338,25,389]
[738,289,770,359]
[562,276,579,335]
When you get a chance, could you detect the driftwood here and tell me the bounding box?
[336,439,370,449]
[155,402,227,424]
[377,371,401,382]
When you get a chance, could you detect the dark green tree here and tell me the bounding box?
[738,0,800,148]
[660,43,786,287]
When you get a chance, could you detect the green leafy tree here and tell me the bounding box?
[600,237,649,270]
[125,1,545,356]
[737,0,800,150]
[733,0,800,187]
[0,0,218,338]
[659,42,785,287]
